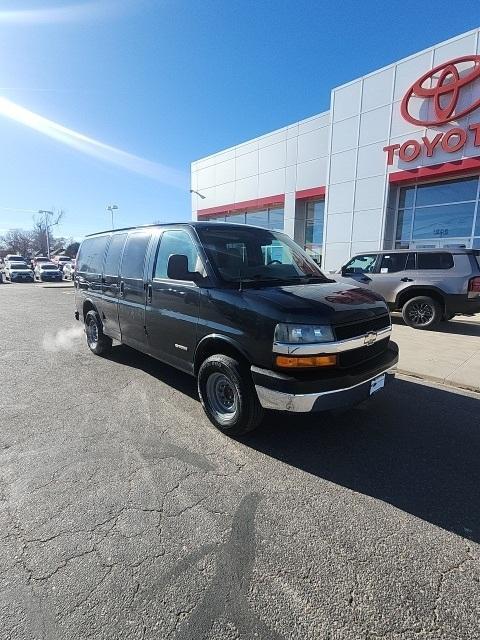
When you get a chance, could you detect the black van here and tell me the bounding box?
[74,223,398,435]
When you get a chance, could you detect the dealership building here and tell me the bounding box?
[191,28,480,271]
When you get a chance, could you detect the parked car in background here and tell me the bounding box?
[5,254,26,268]
[5,262,34,282]
[75,223,398,436]
[31,256,50,270]
[62,262,75,281]
[34,263,63,282]
[335,249,480,329]
[53,255,73,271]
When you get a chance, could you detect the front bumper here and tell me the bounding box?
[252,342,398,413]
[11,275,34,282]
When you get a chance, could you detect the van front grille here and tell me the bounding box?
[334,314,391,341]
[338,338,389,369]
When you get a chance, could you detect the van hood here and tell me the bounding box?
[243,281,388,325]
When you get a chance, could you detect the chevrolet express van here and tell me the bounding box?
[74,223,398,435]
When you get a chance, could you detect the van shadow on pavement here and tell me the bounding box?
[104,344,198,400]
[105,345,480,544]
[247,378,480,544]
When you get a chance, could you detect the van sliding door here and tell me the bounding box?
[118,231,153,350]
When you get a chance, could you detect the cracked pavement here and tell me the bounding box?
[0,284,479,639]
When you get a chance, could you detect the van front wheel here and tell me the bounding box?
[198,355,263,436]
[85,310,112,355]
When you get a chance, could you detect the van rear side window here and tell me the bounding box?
[78,236,110,273]
[104,233,127,276]
[121,232,151,279]
[417,253,454,270]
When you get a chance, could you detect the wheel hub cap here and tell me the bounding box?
[205,372,238,423]
[408,302,433,325]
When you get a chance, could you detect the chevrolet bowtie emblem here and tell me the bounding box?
[364,331,377,346]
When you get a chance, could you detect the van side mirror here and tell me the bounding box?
[341,265,348,276]
[167,254,195,281]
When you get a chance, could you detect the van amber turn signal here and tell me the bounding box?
[275,355,337,369]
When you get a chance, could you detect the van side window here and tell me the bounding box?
[78,236,109,273]
[104,233,127,276]
[379,254,407,273]
[154,230,203,279]
[417,252,454,270]
[121,232,151,279]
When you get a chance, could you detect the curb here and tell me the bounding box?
[396,368,480,395]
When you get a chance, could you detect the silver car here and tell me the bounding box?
[34,263,63,282]
[336,249,480,329]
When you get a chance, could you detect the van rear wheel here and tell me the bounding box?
[402,296,442,330]
[198,354,263,436]
[85,310,112,355]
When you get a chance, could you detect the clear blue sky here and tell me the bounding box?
[0,0,478,240]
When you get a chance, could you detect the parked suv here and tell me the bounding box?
[75,223,398,436]
[336,249,480,329]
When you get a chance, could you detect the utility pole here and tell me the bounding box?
[38,210,54,258]
[107,204,118,229]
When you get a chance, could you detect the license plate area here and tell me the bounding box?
[370,374,386,395]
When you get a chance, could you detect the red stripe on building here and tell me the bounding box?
[197,194,285,218]
[389,156,480,184]
[295,186,326,199]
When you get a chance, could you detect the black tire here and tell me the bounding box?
[197,354,263,436]
[85,310,112,355]
[402,296,442,330]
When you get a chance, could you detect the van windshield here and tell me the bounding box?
[196,225,329,285]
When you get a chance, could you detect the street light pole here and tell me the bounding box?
[107,204,119,229]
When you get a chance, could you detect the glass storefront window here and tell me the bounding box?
[395,209,413,243]
[395,176,480,249]
[304,199,325,265]
[226,211,246,224]
[415,177,478,207]
[268,208,285,231]
[412,203,476,239]
[398,188,415,209]
[211,206,284,230]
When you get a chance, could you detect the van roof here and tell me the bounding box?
[85,221,283,237]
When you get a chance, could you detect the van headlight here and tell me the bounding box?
[274,323,334,344]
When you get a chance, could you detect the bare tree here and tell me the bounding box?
[0,229,34,257]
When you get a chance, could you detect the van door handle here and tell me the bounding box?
[146,284,152,304]
[119,281,125,297]
[401,277,413,282]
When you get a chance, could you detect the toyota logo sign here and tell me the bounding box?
[401,55,480,126]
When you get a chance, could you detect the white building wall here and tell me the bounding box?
[191,112,330,237]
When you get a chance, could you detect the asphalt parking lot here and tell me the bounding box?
[1,283,479,640]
